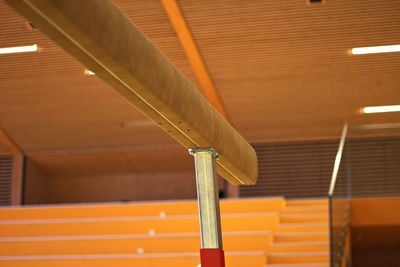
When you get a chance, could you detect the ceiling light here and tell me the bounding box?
[84,69,95,75]
[309,0,323,4]
[361,105,400,114]
[0,44,38,55]
[359,123,400,130]
[351,44,400,55]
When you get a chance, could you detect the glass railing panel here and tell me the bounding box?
[329,125,351,267]
[346,124,400,198]
[329,123,400,267]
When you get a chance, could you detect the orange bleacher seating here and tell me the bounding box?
[0,197,329,267]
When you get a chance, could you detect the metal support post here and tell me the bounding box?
[189,148,225,267]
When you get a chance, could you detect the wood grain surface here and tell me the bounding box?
[4,0,258,185]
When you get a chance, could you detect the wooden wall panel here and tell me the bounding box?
[0,130,24,205]
[23,149,197,204]
[241,136,400,198]
[23,136,400,203]
[0,155,13,206]
[24,159,47,204]
[346,137,400,197]
[24,150,197,204]
[43,172,196,204]
[241,140,337,198]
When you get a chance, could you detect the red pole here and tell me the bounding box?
[200,248,226,267]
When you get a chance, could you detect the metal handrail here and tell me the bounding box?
[328,124,348,196]
[329,124,350,267]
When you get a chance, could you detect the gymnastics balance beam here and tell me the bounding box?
[5,1,259,266]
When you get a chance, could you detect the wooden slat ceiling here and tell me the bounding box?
[0,0,197,154]
[0,0,399,177]
[178,0,400,141]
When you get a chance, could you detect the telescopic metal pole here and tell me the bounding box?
[189,148,225,267]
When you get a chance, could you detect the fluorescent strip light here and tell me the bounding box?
[359,123,400,130]
[0,44,38,55]
[361,105,400,114]
[351,44,400,55]
[84,69,95,75]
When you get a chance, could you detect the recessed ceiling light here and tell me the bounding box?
[0,44,38,55]
[361,105,400,114]
[351,44,400,55]
[309,0,323,4]
[84,69,95,75]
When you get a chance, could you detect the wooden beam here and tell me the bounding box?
[5,0,257,185]
[160,0,229,120]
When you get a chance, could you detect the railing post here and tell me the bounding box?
[189,148,225,267]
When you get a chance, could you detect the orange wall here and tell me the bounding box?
[351,197,400,227]
[350,197,400,267]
